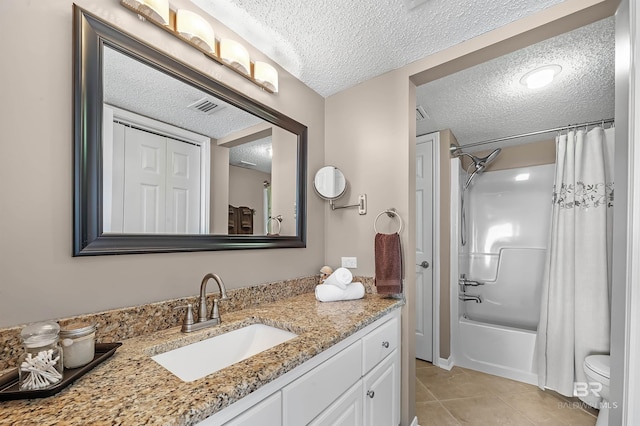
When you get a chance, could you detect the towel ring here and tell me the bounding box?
[267,215,282,236]
[374,209,403,234]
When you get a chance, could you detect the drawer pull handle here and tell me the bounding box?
[367,390,375,398]
[382,341,390,348]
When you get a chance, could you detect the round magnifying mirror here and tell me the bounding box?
[314,166,347,200]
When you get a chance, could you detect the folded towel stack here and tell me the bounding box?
[315,267,365,302]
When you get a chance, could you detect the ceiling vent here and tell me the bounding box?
[187,97,225,114]
[416,105,429,121]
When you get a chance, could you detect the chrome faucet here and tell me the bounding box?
[458,274,483,303]
[459,293,482,303]
[177,273,229,333]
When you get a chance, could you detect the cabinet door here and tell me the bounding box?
[223,391,281,426]
[363,349,400,426]
[282,341,362,426]
[309,381,363,426]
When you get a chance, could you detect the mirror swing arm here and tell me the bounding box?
[330,195,367,215]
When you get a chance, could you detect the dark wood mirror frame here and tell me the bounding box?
[73,7,307,256]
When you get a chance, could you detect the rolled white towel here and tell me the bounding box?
[323,267,353,290]
[315,282,365,302]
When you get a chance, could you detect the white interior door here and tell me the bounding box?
[123,126,167,233]
[165,138,201,234]
[416,134,435,361]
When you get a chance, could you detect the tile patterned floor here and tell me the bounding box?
[415,359,598,426]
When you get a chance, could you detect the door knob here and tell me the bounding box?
[417,261,430,268]
[367,390,375,398]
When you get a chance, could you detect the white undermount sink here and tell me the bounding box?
[151,324,298,382]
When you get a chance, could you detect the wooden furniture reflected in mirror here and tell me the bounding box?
[228,205,254,235]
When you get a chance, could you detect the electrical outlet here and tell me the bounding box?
[341,257,357,268]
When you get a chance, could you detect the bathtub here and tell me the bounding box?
[455,316,538,385]
[449,162,553,386]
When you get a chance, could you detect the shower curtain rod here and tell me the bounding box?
[442,118,615,152]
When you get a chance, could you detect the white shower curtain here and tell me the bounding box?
[536,127,614,405]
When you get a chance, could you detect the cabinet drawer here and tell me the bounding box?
[282,341,362,426]
[362,316,399,374]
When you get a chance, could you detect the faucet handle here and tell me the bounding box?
[211,299,221,322]
[174,304,195,329]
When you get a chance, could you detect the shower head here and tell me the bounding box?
[474,148,502,168]
[458,147,502,189]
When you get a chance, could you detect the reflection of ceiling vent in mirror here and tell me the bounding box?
[187,97,225,114]
[416,105,429,121]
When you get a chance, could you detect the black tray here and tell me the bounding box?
[0,342,122,401]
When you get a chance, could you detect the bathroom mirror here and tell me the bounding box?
[313,166,347,200]
[73,7,307,255]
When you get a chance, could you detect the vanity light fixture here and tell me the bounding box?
[176,9,216,53]
[220,39,251,75]
[119,0,279,94]
[520,65,562,89]
[254,61,279,93]
[121,0,170,26]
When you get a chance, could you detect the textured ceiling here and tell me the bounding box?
[103,46,262,140]
[228,137,272,174]
[104,46,272,173]
[191,0,565,97]
[415,17,615,149]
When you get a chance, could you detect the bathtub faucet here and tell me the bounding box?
[459,294,482,303]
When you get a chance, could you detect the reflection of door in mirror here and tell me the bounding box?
[103,105,210,234]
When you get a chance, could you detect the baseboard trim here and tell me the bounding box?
[410,415,419,426]
[438,356,454,370]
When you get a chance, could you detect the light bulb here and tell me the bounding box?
[520,65,562,89]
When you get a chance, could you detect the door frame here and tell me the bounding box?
[416,132,441,365]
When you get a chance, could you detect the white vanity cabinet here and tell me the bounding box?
[206,309,401,426]
[363,349,400,426]
[222,391,282,426]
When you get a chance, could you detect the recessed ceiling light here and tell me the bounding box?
[520,65,562,89]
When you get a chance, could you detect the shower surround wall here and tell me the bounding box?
[451,161,554,384]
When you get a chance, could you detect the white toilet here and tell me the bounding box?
[583,355,611,426]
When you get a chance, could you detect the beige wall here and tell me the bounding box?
[210,143,230,234]
[271,127,298,235]
[324,2,615,423]
[0,0,325,328]
[461,138,556,172]
[229,165,269,235]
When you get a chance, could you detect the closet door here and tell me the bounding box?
[165,138,201,233]
[123,126,167,233]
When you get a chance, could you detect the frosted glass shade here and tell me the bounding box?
[253,61,279,93]
[520,64,562,89]
[220,39,251,75]
[176,10,216,54]
[130,0,170,26]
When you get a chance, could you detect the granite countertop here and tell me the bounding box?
[0,292,402,425]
